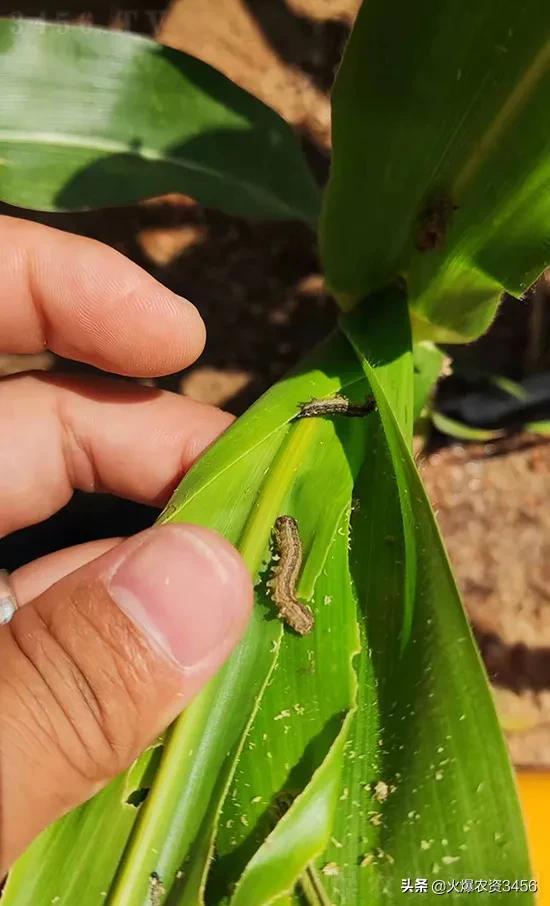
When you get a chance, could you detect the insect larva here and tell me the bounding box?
[296,394,376,419]
[268,515,314,635]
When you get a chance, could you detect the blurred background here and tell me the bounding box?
[0,0,549,772]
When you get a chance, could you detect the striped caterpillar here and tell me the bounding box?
[296,394,375,419]
[268,516,314,635]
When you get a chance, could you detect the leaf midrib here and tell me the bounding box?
[164,372,367,517]
[0,127,302,219]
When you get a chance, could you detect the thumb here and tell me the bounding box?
[0,524,252,872]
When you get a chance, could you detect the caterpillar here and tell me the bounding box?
[296,394,376,419]
[268,516,314,635]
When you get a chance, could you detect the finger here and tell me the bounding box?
[0,524,253,873]
[0,373,233,535]
[11,538,121,604]
[0,216,205,375]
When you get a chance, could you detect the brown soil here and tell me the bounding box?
[421,437,550,766]
[1,0,549,766]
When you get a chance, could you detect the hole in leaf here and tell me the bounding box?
[126,786,150,807]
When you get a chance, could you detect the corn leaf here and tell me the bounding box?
[2,332,368,905]
[321,0,550,340]
[320,299,532,902]
[431,411,505,442]
[488,376,528,402]
[0,19,319,224]
[526,420,550,435]
[0,8,536,906]
[3,300,532,906]
[413,343,447,424]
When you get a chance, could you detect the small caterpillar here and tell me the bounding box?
[268,516,314,635]
[296,394,376,419]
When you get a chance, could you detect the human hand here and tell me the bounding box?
[0,216,253,874]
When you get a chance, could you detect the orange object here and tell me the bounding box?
[517,770,550,904]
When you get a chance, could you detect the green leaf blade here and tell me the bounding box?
[431,410,505,441]
[0,19,320,224]
[321,0,550,340]
[210,506,361,905]
[320,293,533,903]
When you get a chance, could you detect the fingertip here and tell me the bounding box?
[105,524,253,680]
[0,217,207,376]
[114,283,207,377]
[57,248,208,376]
[0,523,252,868]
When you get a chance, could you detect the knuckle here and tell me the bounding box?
[3,585,162,784]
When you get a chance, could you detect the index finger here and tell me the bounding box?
[0,215,206,376]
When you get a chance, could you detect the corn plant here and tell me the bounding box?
[1,3,548,903]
